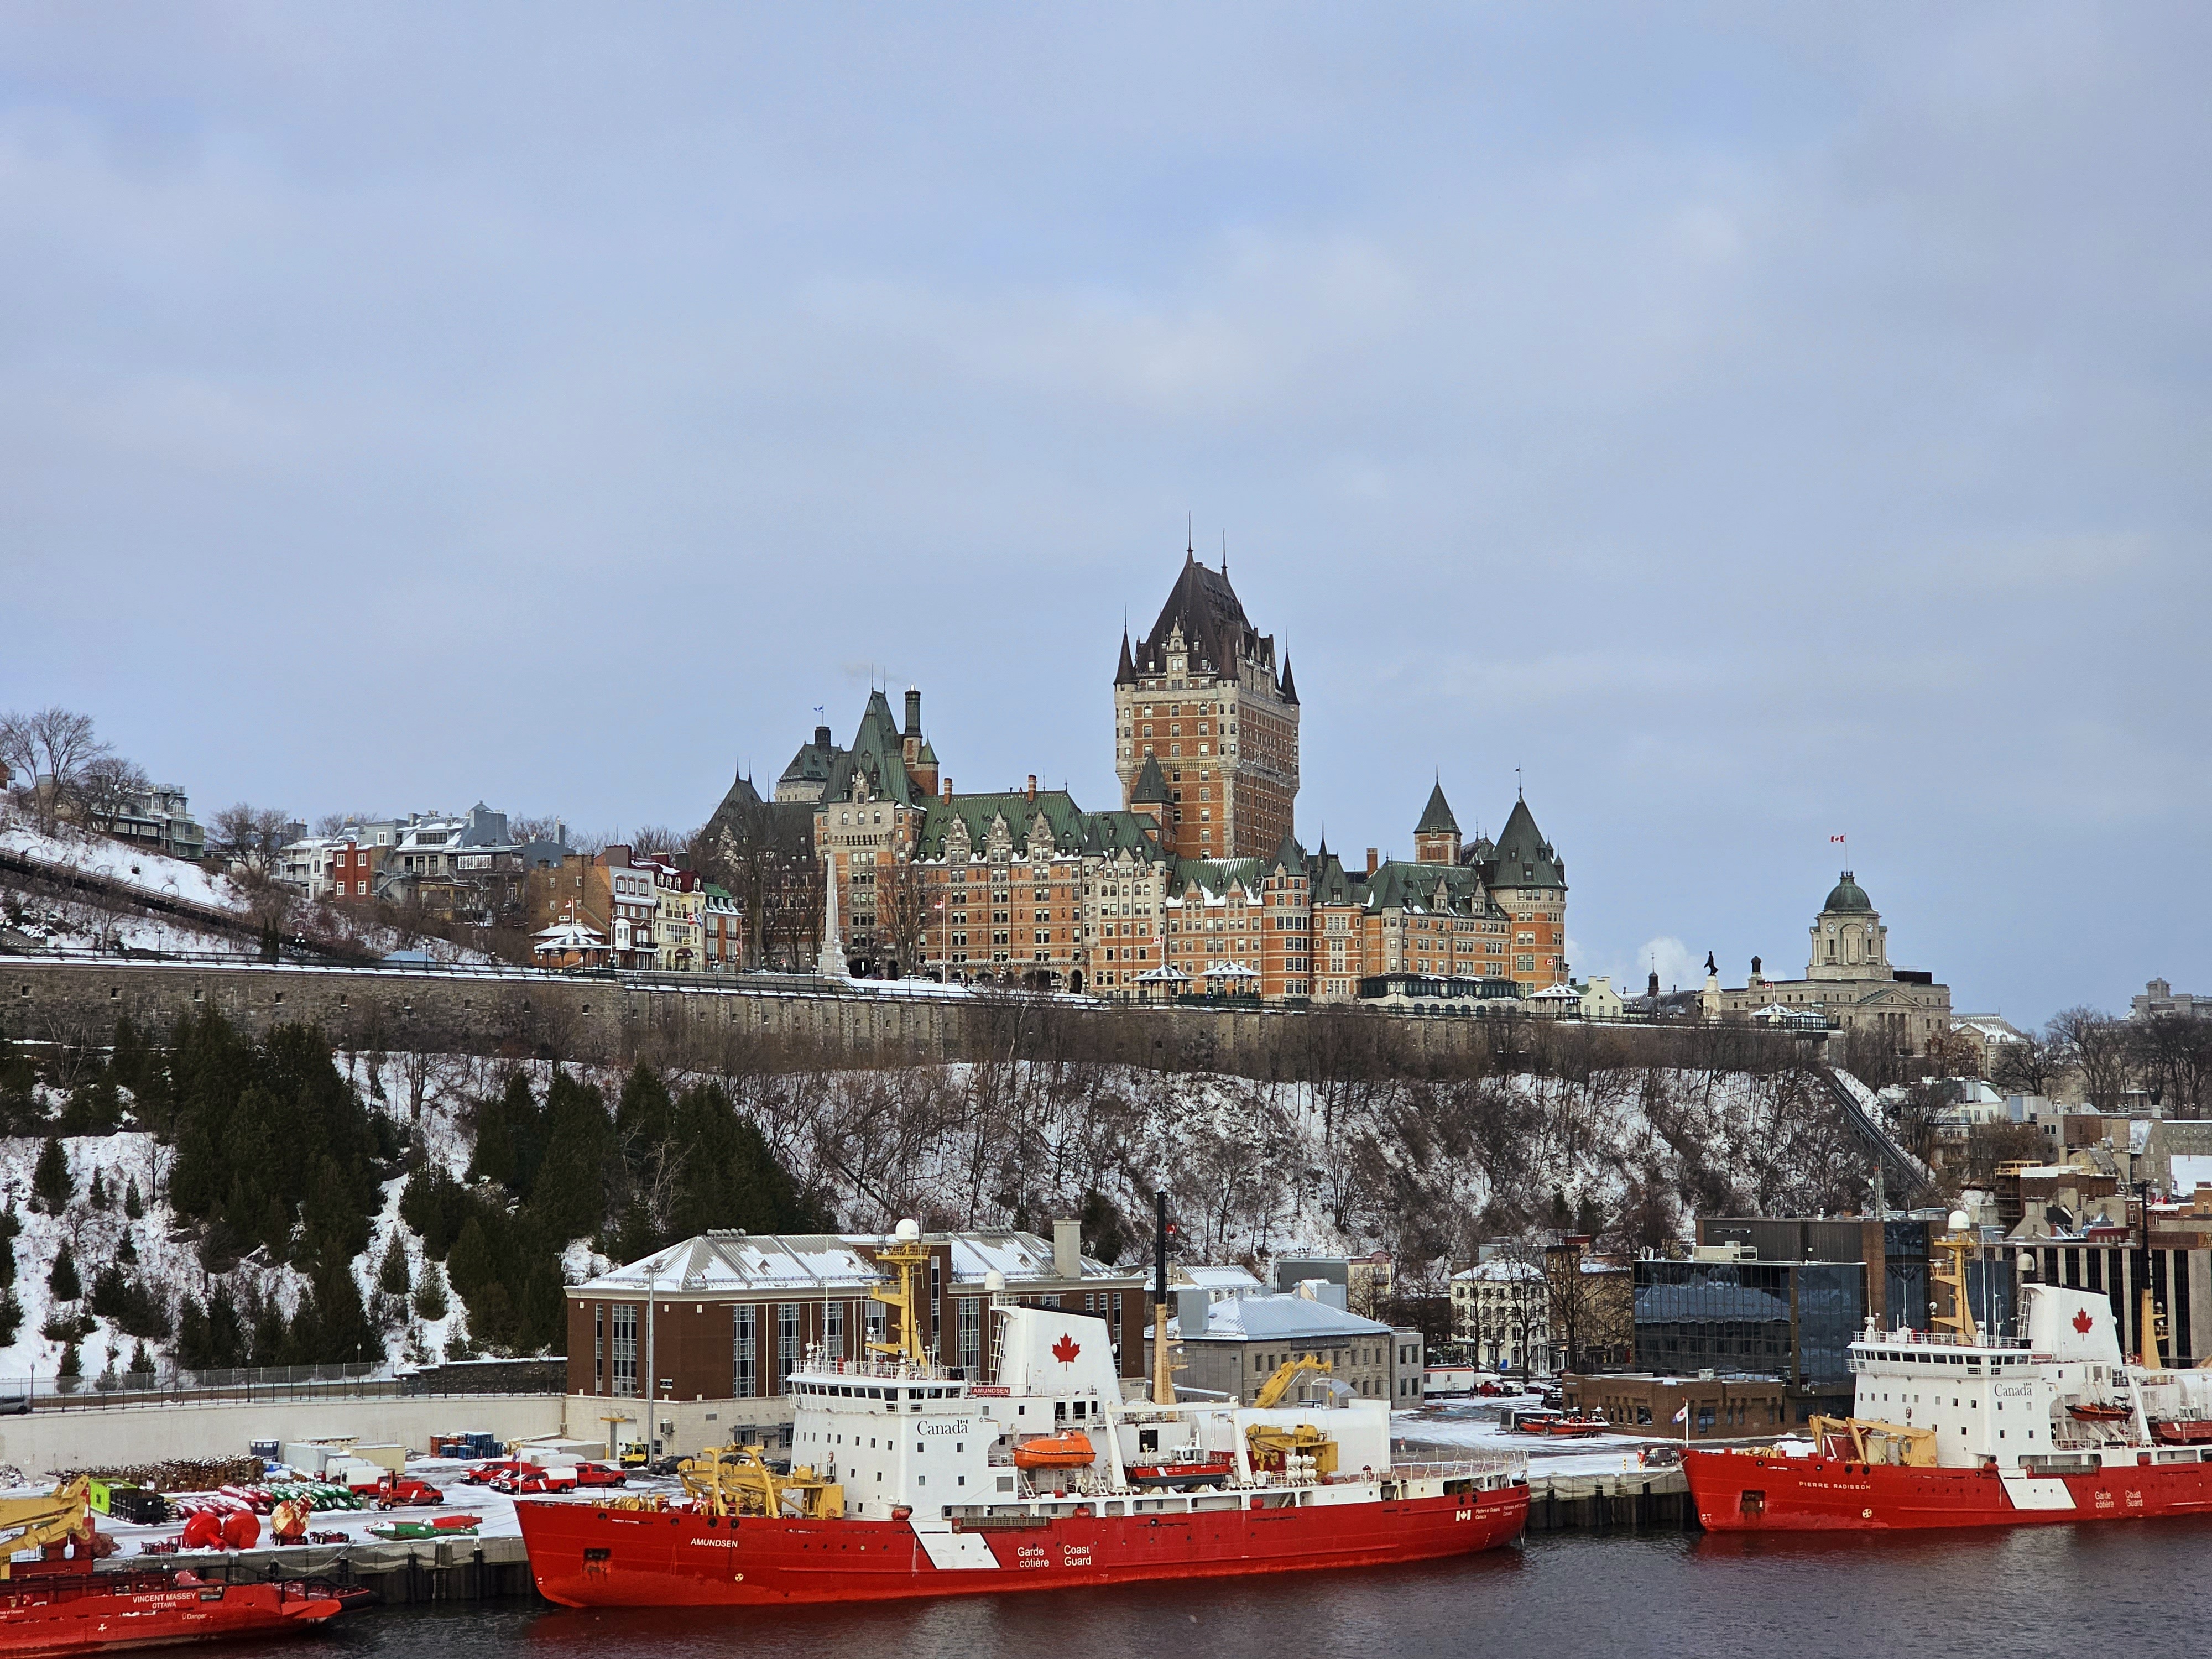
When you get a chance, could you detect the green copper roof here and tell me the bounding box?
[1823,872,1873,914]
[1481,797,1564,890]
[1416,780,1459,836]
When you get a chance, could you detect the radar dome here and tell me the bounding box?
[984,1270,1006,1293]
[894,1218,922,1243]
[1948,1209,1971,1233]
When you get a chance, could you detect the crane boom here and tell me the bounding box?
[0,1478,95,1579]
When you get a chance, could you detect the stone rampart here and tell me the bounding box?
[0,958,1492,1072]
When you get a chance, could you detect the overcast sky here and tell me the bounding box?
[3,4,2206,1025]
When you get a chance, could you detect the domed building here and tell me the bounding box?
[1718,869,1952,1053]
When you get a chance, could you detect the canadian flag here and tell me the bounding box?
[1830,835,1846,844]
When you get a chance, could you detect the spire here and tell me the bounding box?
[1279,651,1298,705]
[1416,780,1459,835]
[1116,627,1138,686]
[1130,753,1171,804]
[1187,513,1194,561]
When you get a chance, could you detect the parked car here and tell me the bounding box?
[372,1473,445,1509]
[492,1465,578,1496]
[570,1463,627,1489]
[462,1459,531,1486]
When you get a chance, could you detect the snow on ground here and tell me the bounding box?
[0,1131,229,1384]
[1394,1397,1672,1478]
[0,820,244,916]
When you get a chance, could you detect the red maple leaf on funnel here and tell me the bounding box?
[2074,1308,2095,1335]
[1052,1333,1081,1364]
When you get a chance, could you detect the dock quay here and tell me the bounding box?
[1522,1467,1695,1533]
[124,1536,538,1606]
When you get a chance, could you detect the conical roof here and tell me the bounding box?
[1280,652,1298,705]
[1115,629,1138,687]
[1488,796,1564,889]
[1130,753,1171,804]
[1271,830,1306,875]
[1416,780,1459,835]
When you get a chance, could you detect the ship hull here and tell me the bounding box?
[1684,1449,2212,1532]
[0,1573,346,1658]
[518,1485,1528,1608]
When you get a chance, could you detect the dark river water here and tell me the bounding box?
[258,1521,2212,1659]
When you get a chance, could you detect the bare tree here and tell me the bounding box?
[2132,1015,2212,1115]
[1991,1031,2064,1100]
[76,755,152,838]
[878,855,936,980]
[313,810,382,837]
[1923,1024,1982,1078]
[2049,1007,2132,1110]
[0,707,113,836]
[208,804,294,871]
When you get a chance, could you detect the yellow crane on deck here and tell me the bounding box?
[0,1478,96,1578]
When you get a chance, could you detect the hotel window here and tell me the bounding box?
[611,1302,638,1397]
[734,1305,758,1397]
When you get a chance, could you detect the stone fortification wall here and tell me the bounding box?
[0,959,1493,1072]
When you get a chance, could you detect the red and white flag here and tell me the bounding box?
[1830,835,1846,843]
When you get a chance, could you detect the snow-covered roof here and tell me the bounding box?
[1171,1264,1265,1292]
[533,920,607,950]
[1451,1260,1545,1283]
[1188,1293,1391,1342]
[573,1228,1135,1297]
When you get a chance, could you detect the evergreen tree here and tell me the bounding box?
[176,1295,211,1370]
[615,1063,674,1152]
[128,1338,154,1377]
[532,1075,614,1242]
[56,1342,81,1393]
[118,1230,137,1264]
[471,1071,543,1194]
[0,1207,17,1288]
[123,1179,143,1221]
[48,1240,79,1302]
[87,1169,108,1211]
[0,1290,19,1348]
[412,1261,449,1322]
[377,1232,411,1296]
[30,1139,71,1215]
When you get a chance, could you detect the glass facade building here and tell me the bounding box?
[1632,1260,1866,1386]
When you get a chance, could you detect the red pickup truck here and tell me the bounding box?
[373,1473,445,1509]
[570,1462,627,1489]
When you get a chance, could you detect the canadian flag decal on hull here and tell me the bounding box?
[1052,1333,1081,1364]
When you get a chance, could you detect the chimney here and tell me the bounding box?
[1052,1219,1082,1279]
[1177,1287,1210,1335]
[1026,774,1037,801]
[815,724,832,750]
[1366,847,1379,875]
[904,686,922,737]
[942,776,952,800]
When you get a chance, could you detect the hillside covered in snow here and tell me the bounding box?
[0,999,1873,1380]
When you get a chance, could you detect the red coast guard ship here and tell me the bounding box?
[0,1478,353,1658]
[518,1219,1526,1606]
[1686,1212,2212,1531]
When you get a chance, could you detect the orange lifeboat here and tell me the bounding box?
[1011,1432,1096,1470]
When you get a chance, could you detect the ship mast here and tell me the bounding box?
[1152,1189,1175,1406]
[869,1219,931,1365]
[1930,1208,1980,1348]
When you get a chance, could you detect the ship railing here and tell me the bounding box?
[1391,1454,1528,1483]
[791,1353,958,1385]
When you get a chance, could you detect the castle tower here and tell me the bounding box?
[1114,546,1299,860]
[1413,780,1460,866]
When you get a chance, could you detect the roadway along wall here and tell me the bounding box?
[0,1392,566,1475]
